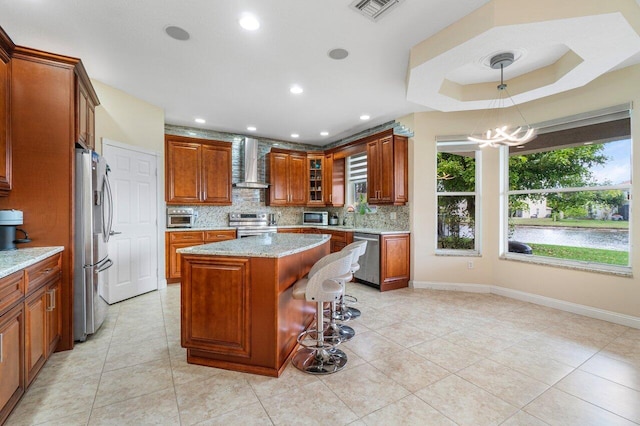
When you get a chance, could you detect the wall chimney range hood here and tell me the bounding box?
[234,137,269,189]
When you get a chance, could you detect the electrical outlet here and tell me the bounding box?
[467,261,474,269]
[390,212,397,220]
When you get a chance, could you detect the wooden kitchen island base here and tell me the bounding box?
[179,234,330,377]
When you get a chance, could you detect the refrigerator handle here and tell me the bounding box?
[96,258,114,273]
[102,173,114,243]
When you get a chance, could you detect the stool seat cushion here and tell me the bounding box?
[292,277,309,300]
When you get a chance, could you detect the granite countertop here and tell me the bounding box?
[168,225,409,235]
[0,247,64,279]
[177,233,330,258]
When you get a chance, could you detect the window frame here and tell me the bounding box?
[501,105,633,275]
[435,139,482,256]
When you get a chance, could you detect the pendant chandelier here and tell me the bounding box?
[468,52,536,148]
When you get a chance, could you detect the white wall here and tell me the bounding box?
[408,64,640,318]
[91,80,167,286]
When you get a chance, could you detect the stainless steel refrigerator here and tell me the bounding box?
[74,149,114,341]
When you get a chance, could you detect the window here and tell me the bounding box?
[505,106,632,272]
[436,140,481,253]
[346,152,367,206]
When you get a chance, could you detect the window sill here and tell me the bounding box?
[436,250,481,257]
[501,253,632,278]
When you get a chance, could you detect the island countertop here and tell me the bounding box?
[177,233,330,258]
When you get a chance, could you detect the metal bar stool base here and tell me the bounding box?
[291,347,348,375]
[324,323,355,343]
[345,306,361,319]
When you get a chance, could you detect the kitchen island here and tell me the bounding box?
[178,233,330,377]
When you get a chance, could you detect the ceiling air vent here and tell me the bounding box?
[350,0,404,22]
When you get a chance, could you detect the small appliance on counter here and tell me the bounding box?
[0,209,31,251]
[302,211,328,226]
[329,213,339,225]
[167,207,197,228]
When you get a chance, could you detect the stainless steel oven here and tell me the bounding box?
[167,207,196,228]
[230,212,277,238]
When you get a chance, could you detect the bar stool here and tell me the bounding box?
[291,250,354,374]
[309,246,359,344]
[337,240,368,320]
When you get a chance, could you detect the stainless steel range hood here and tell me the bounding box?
[233,137,269,189]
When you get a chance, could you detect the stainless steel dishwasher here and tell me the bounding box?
[353,232,380,288]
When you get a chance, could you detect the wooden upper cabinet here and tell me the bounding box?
[165,135,232,205]
[75,74,98,150]
[0,29,13,196]
[307,154,325,206]
[202,143,232,204]
[367,133,408,205]
[266,149,307,206]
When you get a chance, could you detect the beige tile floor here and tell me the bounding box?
[6,283,640,425]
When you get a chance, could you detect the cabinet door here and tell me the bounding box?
[202,143,232,204]
[25,287,47,385]
[166,140,202,204]
[169,241,204,280]
[367,139,381,203]
[46,275,61,357]
[87,104,95,150]
[0,52,10,195]
[307,155,324,206]
[0,304,24,425]
[77,84,88,147]
[288,153,307,205]
[267,152,289,206]
[380,234,410,291]
[330,156,345,207]
[378,136,394,203]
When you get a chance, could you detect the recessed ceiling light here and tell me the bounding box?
[320,131,329,136]
[290,85,303,95]
[239,14,260,31]
[291,133,299,138]
[328,48,349,60]
[360,115,370,121]
[165,26,190,41]
[247,126,257,131]
[194,118,206,124]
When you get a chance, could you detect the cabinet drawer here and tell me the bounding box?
[204,230,236,242]
[169,231,204,242]
[25,254,61,295]
[0,271,24,315]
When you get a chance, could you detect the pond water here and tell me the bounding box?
[511,226,629,251]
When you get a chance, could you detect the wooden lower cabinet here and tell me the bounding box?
[24,271,61,386]
[0,303,24,425]
[0,252,61,422]
[166,230,236,283]
[277,228,302,234]
[380,233,410,291]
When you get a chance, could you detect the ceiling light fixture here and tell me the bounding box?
[290,85,303,94]
[239,14,260,31]
[468,52,536,148]
[360,115,370,120]
[247,126,257,131]
[320,131,329,136]
[194,118,206,124]
[291,133,299,138]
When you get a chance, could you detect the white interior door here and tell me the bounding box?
[102,141,159,304]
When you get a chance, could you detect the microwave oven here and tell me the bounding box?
[167,207,197,228]
[302,211,328,226]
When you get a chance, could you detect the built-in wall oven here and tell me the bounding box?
[353,232,380,288]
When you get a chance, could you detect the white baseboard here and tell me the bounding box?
[410,280,640,329]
